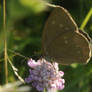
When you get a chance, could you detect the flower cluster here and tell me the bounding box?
[25,58,65,92]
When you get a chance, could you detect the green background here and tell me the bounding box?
[0,0,92,92]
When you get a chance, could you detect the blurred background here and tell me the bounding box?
[0,0,92,92]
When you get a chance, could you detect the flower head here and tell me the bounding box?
[25,58,65,92]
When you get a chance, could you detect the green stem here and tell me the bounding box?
[43,88,46,92]
[3,0,8,83]
[80,8,92,30]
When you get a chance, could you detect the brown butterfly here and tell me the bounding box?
[42,6,92,65]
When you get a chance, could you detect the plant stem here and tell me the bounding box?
[3,0,8,83]
[43,88,46,92]
[80,8,92,30]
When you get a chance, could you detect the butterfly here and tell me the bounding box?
[42,6,92,65]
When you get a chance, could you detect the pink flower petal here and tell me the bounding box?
[59,71,64,77]
[51,84,56,88]
[53,62,59,71]
[28,58,40,68]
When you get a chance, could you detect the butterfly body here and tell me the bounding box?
[42,6,91,65]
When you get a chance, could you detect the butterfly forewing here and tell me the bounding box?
[42,6,91,65]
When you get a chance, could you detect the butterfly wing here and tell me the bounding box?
[42,6,91,65]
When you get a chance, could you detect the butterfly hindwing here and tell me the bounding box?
[42,6,91,65]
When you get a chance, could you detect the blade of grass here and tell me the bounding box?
[7,56,25,83]
[3,0,8,84]
[8,49,30,60]
[80,8,92,30]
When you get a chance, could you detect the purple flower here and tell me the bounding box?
[25,58,65,92]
